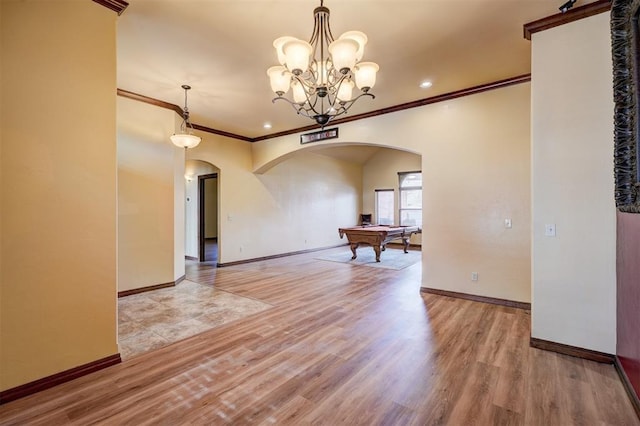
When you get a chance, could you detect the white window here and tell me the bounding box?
[399,171,422,227]
[375,189,394,225]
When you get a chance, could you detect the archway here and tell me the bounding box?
[260,143,423,248]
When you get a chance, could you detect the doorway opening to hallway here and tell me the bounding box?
[198,173,218,263]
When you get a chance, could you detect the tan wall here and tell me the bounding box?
[188,135,362,263]
[0,0,3,388]
[255,151,362,250]
[253,83,531,303]
[0,1,118,390]
[422,87,530,303]
[362,148,422,244]
[173,130,185,281]
[184,160,218,258]
[531,12,615,353]
[117,97,183,292]
[204,178,218,239]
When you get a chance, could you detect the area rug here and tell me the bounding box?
[315,247,421,270]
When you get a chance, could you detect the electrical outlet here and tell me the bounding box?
[504,218,512,228]
[471,272,479,281]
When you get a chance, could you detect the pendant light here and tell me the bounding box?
[170,85,201,149]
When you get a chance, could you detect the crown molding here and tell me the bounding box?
[117,74,531,143]
[523,0,611,40]
[116,89,252,142]
[191,123,253,142]
[92,0,129,15]
[253,74,531,142]
[117,89,182,116]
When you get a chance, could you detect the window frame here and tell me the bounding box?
[398,170,422,227]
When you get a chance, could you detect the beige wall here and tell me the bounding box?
[185,160,218,258]
[188,134,362,263]
[253,83,531,303]
[0,1,118,390]
[256,151,362,250]
[0,0,3,389]
[362,148,422,244]
[531,12,615,353]
[117,97,184,292]
[173,133,186,282]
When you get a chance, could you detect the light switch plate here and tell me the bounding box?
[545,224,556,237]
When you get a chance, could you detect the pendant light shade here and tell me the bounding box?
[170,133,201,149]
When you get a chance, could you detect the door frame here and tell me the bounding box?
[198,173,218,262]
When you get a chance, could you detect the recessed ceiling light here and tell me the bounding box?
[420,81,433,89]
[263,123,272,129]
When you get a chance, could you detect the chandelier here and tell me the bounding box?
[170,85,201,149]
[267,0,379,127]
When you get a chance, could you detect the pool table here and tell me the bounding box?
[338,225,421,262]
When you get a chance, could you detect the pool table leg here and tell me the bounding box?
[402,237,410,253]
[373,245,382,262]
[349,243,359,260]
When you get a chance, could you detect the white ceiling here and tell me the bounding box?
[117,0,591,139]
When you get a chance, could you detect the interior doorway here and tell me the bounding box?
[198,173,218,262]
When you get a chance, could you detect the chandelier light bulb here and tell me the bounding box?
[283,39,312,75]
[328,38,359,73]
[338,31,368,62]
[354,62,379,91]
[292,80,307,104]
[267,66,291,95]
[273,36,296,65]
[314,60,329,85]
[336,79,354,103]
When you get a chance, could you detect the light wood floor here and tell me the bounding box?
[204,238,218,263]
[0,249,638,425]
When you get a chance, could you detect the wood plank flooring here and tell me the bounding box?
[0,248,638,425]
